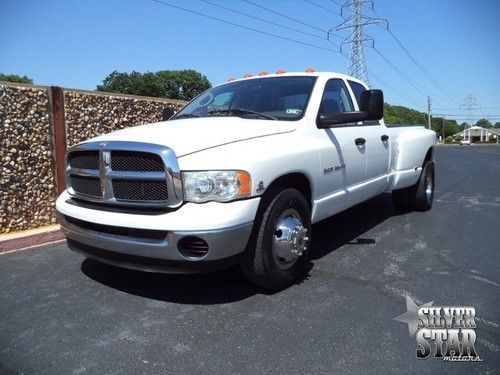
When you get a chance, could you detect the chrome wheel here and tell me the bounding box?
[272,209,309,270]
[425,173,433,204]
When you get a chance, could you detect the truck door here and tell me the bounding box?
[348,80,391,197]
[314,78,368,221]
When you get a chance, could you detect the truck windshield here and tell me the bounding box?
[172,76,316,121]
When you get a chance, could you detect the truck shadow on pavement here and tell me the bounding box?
[81,258,260,304]
[81,193,402,304]
[310,192,397,260]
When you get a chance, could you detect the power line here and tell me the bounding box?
[149,0,430,107]
[371,7,459,105]
[199,0,328,41]
[435,106,500,111]
[328,0,345,7]
[304,0,343,17]
[372,47,428,97]
[438,114,500,118]
[335,47,420,103]
[387,29,459,104]
[244,0,327,34]
[150,0,340,53]
[367,68,420,104]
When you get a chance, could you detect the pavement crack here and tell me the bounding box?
[404,226,499,288]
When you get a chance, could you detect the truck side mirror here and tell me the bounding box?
[317,89,384,128]
[360,89,383,120]
[162,106,175,121]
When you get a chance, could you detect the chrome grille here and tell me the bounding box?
[113,180,168,201]
[70,176,102,198]
[68,151,99,170]
[65,141,183,208]
[111,151,164,172]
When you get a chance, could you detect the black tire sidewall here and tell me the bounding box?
[411,161,434,211]
[254,188,311,289]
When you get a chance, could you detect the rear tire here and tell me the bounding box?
[409,160,435,211]
[240,188,311,290]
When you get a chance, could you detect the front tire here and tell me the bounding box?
[240,188,311,290]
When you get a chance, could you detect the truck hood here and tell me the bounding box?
[85,117,296,157]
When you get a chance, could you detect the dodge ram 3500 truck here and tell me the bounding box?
[56,71,436,290]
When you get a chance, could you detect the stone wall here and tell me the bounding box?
[0,82,186,234]
[64,90,184,147]
[0,84,56,233]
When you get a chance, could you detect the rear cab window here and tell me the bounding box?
[348,79,381,125]
[347,80,367,109]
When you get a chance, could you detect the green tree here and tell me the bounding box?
[475,118,492,128]
[494,122,500,128]
[97,70,211,100]
[431,117,460,139]
[383,103,427,125]
[0,73,33,84]
[383,103,462,139]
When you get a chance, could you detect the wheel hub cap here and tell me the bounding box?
[425,174,433,203]
[272,211,309,269]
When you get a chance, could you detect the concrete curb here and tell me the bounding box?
[0,225,65,254]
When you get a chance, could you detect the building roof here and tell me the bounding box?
[453,126,500,137]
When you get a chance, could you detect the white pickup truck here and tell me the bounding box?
[56,71,436,289]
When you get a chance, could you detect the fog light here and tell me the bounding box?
[177,236,209,259]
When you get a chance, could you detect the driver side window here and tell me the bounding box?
[319,79,354,118]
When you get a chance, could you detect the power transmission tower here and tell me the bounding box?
[329,0,386,86]
[459,94,479,127]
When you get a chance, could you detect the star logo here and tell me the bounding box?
[393,295,433,337]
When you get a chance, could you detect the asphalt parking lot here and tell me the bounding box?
[1,145,499,374]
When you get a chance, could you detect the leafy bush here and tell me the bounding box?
[0,73,33,84]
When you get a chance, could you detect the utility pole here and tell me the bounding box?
[329,0,386,86]
[442,116,445,144]
[427,96,432,130]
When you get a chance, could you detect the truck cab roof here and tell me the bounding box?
[225,71,368,88]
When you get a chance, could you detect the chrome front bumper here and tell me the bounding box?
[58,213,253,274]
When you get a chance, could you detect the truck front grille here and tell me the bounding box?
[110,151,164,172]
[65,141,182,208]
[68,150,99,170]
[113,179,168,201]
[70,175,102,198]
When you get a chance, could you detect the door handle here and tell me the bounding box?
[381,134,389,142]
[355,137,366,146]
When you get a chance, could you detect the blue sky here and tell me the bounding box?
[1,0,499,124]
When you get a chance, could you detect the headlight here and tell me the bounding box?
[183,171,251,202]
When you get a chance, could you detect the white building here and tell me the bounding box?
[453,126,500,143]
